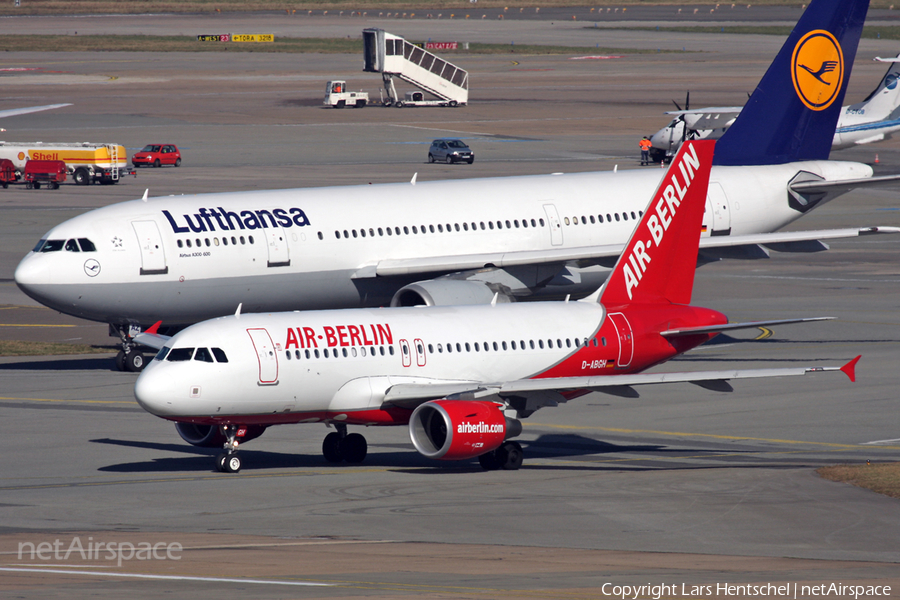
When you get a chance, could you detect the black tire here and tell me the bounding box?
[223,453,241,473]
[322,432,343,463]
[74,168,90,185]
[449,100,458,107]
[124,350,145,372]
[25,182,33,189]
[428,154,435,164]
[478,451,500,471]
[174,157,181,167]
[132,163,140,168]
[395,101,404,108]
[355,100,366,108]
[497,441,524,470]
[2,182,7,189]
[33,182,41,190]
[153,159,161,168]
[340,433,367,463]
[467,158,474,164]
[215,453,228,472]
[51,182,59,189]
[446,155,453,164]
[115,349,127,372]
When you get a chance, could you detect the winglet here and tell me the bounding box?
[145,320,162,335]
[840,355,861,383]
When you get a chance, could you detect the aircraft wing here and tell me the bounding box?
[664,107,742,129]
[133,321,170,350]
[383,357,859,405]
[368,227,900,278]
[0,103,72,119]
[789,173,900,196]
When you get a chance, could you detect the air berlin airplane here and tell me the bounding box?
[133,141,859,473]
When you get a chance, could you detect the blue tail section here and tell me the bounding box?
[713,0,869,166]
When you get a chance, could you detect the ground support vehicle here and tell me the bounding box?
[324,81,369,108]
[132,144,181,168]
[394,90,458,108]
[0,159,18,188]
[23,160,66,189]
[0,141,134,185]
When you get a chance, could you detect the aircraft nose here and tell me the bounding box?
[14,254,50,289]
[134,365,178,417]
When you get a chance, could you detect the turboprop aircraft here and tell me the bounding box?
[15,0,892,373]
[132,141,860,473]
[649,54,900,163]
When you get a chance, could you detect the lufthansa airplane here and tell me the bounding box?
[133,141,860,473]
[15,0,892,372]
[650,54,900,162]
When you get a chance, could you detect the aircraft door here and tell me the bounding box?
[706,182,731,235]
[542,204,563,246]
[247,328,279,385]
[131,220,168,275]
[265,227,290,267]
[414,338,426,367]
[400,339,411,367]
[607,312,633,369]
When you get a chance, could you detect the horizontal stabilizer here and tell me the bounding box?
[789,173,900,195]
[660,316,833,338]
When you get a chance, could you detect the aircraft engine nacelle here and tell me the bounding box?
[390,279,502,307]
[175,422,267,447]
[409,400,521,461]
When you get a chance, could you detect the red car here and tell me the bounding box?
[132,144,181,168]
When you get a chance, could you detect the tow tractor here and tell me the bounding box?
[323,81,369,108]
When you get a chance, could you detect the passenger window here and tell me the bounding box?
[212,348,228,362]
[78,238,96,252]
[194,348,214,363]
[166,348,194,361]
[65,239,80,252]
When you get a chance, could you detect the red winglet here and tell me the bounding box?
[840,355,861,383]
[145,320,163,335]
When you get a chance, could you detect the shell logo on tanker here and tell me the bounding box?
[17,152,25,161]
[31,151,61,161]
[285,323,393,349]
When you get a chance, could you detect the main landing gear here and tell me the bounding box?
[215,425,244,473]
[322,424,368,464]
[478,441,524,471]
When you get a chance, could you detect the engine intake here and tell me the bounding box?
[409,400,521,461]
[391,279,499,307]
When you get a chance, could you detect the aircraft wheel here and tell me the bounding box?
[222,453,241,473]
[322,431,343,463]
[115,349,127,372]
[215,453,228,472]
[124,350,145,372]
[497,441,523,471]
[340,433,367,463]
[478,451,500,471]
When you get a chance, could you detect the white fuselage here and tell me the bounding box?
[15,161,871,328]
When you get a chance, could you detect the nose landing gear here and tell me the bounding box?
[215,425,245,473]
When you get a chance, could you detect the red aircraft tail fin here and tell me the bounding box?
[596,140,715,308]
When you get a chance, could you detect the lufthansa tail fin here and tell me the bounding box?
[713,0,869,166]
[589,140,715,308]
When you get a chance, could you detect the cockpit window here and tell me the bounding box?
[166,347,194,362]
[78,238,96,252]
[212,348,228,363]
[154,346,171,361]
[65,239,80,252]
[36,239,65,253]
[194,347,214,363]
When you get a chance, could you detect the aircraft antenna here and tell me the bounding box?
[410,172,417,185]
[141,189,149,202]
[235,303,242,318]
[490,292,498,306]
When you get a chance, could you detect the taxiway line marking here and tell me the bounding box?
[531,423,900,450]
[0,396,134,406]
[0,323,77,327]
[0,567,332,587]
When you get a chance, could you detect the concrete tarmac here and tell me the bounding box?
[1,9,900,599]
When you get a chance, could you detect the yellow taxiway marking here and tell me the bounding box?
[0,323,77,327]
[0,396,134,406]
[530,423,900,450]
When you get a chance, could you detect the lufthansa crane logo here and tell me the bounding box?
[791,30,844,111]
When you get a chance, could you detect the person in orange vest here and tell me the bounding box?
[639,136,652,166]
